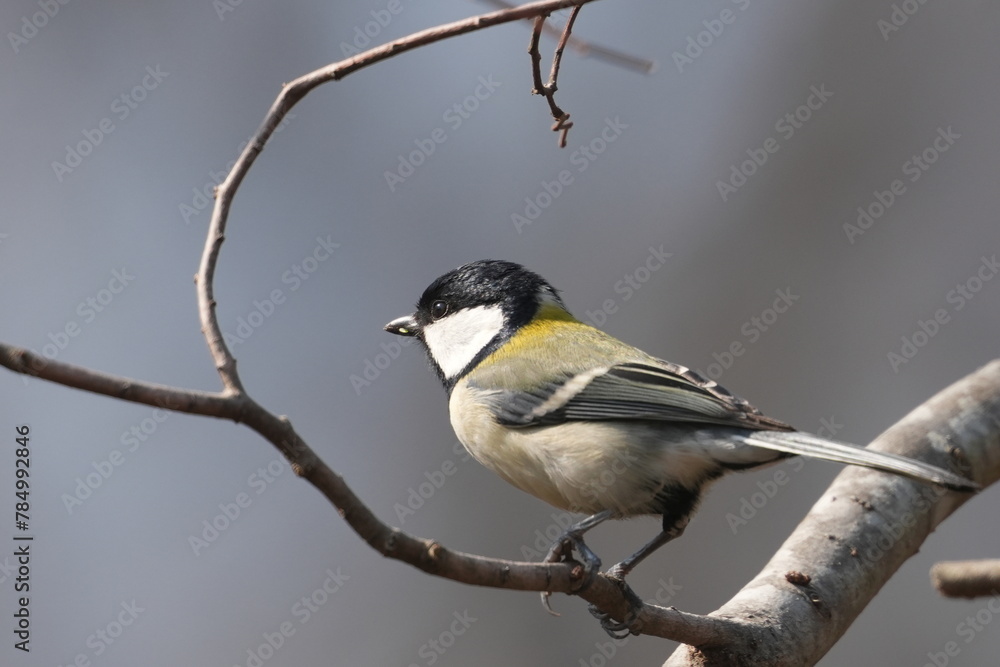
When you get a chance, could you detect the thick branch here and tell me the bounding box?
[662,360,1000,667]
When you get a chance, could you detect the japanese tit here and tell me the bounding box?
[385,260,977,591]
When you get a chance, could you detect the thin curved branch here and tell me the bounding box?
[0,345,232,416]
[547,6,582,91]
[194,0,604,395]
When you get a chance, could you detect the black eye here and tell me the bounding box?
[430,300,449,320]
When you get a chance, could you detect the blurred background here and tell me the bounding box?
[1,1,998,665]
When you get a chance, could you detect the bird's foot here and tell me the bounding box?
[539,530,602,615]
[587,566,645,638]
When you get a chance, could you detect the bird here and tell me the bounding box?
[384,259,977,635]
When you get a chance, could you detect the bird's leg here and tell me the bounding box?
[606,517,687,580]
[540,509,613,614]
[589,516,689,637]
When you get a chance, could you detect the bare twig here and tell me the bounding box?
[528,11,576,146]
[932,560,1000,599]
[481,0,657,74]
[547,5,581,89]
[0,346,232,417]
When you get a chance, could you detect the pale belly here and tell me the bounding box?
[448,390,726,516]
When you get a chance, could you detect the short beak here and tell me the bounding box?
[384,314,419,337]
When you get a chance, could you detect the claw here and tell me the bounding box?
[587,567,646,637]
[605,562,628,581]
[541,590,560,616]
[538,530,603,615]
[588,603,636,639]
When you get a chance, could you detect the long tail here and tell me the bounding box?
[740,431,978,492]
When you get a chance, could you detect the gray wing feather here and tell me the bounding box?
[486,361,791,430]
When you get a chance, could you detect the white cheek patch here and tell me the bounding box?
[422,305,505,380]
